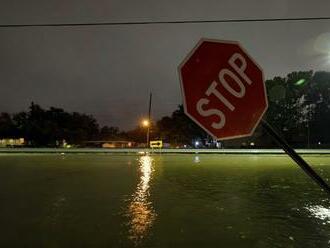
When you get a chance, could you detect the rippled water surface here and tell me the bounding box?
[0,153,330,247]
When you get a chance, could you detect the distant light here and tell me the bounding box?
[250,142,255,146]
[183,145,187,148]
[195,141,199,146]
[295,79,306,86]
[318,141,321,145]
[142,119,150,127]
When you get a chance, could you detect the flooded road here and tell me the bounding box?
[0,153,329,247]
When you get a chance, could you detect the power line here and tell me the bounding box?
[1,16,330,28]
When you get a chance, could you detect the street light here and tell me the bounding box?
[142,119,150,127]
[141,119,150,148]
[141,92,152,149]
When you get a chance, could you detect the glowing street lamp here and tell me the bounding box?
[142,119,150,127]
[141,118,151,148]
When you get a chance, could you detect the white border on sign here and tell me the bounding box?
[177,38,269,141]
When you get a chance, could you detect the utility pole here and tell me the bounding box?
[146,92,152,148]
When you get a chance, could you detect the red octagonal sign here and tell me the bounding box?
[179,39,268,140]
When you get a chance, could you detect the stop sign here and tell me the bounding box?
[178,39,268,140]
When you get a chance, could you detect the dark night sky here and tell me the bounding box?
[1,0,330,129]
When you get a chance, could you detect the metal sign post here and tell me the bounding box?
[261,119,330,194]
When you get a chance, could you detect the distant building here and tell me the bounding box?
[0,138,25,147]
[85,140,135,148]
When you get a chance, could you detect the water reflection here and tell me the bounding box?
[305,205,330,224]
[194,155,200,164]
[127,155,156,244]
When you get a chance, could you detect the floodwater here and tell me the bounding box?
[0,153,330,247]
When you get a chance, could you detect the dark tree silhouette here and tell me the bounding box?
[156,105,207,145]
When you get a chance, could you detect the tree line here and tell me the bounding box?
[264,70,330,148]
[1,70,330,147]
[155,70,330,148]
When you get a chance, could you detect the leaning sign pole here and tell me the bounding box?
[178,38,330,194]
[260,119,330,194]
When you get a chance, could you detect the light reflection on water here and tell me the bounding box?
[194,155,200,164]
[126,155,156,244]
[2,154,330,247]
[305,205,330,224]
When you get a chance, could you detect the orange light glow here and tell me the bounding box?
[142,119,150,127]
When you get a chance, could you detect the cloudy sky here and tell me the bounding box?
[1,0,330,129]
